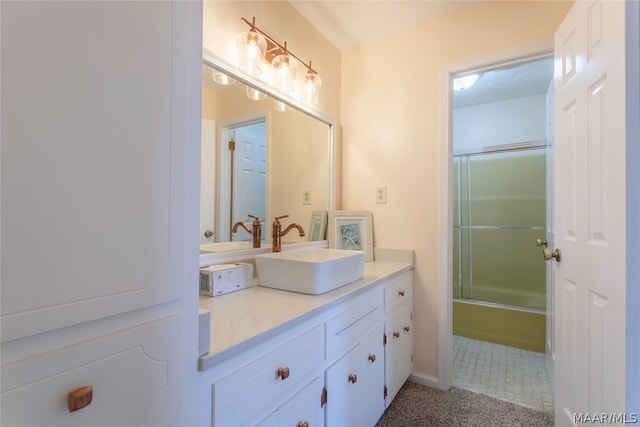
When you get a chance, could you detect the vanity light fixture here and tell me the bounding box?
[240,16,321,104]
[453,73,480,91]
[237,25,267,76]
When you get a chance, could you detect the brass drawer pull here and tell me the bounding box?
[297,422,309,427]
[68,386,93,413]
[398,290,405,296]
[404,326,411,332]
[348,374,358,384]
[276,367,290,380]
[393,331,400,338]
[368,354,376,363]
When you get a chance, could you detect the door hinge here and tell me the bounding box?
[383,333,387,346]
[384,386,388,399]
[321,386,327,407]
[228,139,236,151]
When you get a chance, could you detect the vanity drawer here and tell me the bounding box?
[385,271,413,315]
[325,291,383,361]
[1,316,182,427]
[213,325,323,427]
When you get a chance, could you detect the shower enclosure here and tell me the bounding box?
[452,145,547,352]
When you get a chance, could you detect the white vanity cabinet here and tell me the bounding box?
[325,324,386,427]
[256,377,324,427]
[384,271,415,405]
[200,262,414,427]
[212,325,323,427]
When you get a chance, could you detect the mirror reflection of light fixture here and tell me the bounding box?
[240,17,321,104]
[274,100,288,112]
[212,69,236,86]
[237,27,267,76]
[453,73,480,91]
[245,86,267,101]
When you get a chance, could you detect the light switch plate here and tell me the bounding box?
[376,186,387,204]
[303,190,311,205]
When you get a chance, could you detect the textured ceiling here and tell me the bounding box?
[453,57,554,108]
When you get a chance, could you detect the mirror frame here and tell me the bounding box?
[201,50,337,260]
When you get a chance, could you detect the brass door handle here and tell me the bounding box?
[204,229,213,238]
[542,248,561,262]
[276,367,290,380]
[348,374,357,383]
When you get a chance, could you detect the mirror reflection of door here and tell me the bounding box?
[200,119,216,244]
[229,120,266,242]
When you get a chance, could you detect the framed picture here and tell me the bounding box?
[328,210,374,261]
[308,210,328,241]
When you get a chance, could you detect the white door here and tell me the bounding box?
[553,1,626,424]
[200,119,216,244]
[231,121,267,241]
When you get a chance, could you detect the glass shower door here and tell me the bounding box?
[453,148,547,310]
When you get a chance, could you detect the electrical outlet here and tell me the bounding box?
[376,186,387,204]
[303,190,311,205]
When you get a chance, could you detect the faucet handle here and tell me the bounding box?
[275,214,289,222]
[248,214,260,223]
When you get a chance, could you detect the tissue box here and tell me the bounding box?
[199,263,253,297]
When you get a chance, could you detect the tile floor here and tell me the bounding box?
[452,335,554,412]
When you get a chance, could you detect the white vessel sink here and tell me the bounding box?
[255,248,365,295]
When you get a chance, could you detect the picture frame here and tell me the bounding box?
[308,210,328,241]
[328,210,374,261]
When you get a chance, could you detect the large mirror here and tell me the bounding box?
[200,55,335,254]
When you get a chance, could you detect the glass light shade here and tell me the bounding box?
[212,70,236,86]
[237,30,267,76]
[303,72,321,104]
[245,86,267,101]
[272,54,297,93]
[453,74,480,91]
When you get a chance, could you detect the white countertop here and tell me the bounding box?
[198,250,413,371]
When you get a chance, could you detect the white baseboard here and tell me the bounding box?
[409,371,449,391]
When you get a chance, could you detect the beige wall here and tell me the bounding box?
[341,1,573,382]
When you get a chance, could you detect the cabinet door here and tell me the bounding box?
[325,325,385,427]
[255,377,323,427]
[385,303,414,406]
[1,0,197,341]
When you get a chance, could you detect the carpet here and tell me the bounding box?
[376,381,554,427]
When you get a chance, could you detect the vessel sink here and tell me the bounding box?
[255,248,365,294]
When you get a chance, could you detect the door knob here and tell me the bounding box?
[204,229,213,238]
[542,248,561,262]
[536,238,548,248]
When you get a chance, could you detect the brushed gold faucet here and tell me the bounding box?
[272,215,305,252]
[232,214,262,248]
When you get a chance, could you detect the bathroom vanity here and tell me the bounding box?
[197,248,414,427]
